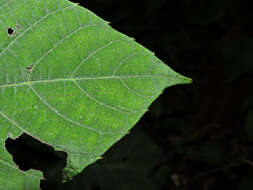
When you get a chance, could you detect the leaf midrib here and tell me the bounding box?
[0,74,170,88]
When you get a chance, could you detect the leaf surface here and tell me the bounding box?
[0,0,191,189]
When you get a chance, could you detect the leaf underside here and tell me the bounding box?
[0,0,191,189]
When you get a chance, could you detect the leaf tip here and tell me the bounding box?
[174,73,192,85]
[180,75,192,84]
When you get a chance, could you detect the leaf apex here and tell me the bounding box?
[178,75,192,84]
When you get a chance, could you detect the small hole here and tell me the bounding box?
[7,27,14,35]
[26,65,33,73]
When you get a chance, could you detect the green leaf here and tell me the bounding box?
[0,0,191,189]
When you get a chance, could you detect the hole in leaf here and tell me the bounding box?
[26,65,33,72]
[7,27,14,35]
[5,133,67,187]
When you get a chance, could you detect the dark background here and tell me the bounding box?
[6,0,253,189]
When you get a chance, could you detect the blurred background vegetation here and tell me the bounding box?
[9,0,253,189]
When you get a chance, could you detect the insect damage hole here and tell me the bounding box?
[7,27,14,36]
[5,133,68,187]
[26,65,33,73]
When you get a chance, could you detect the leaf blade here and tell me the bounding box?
[0,0,191,188]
